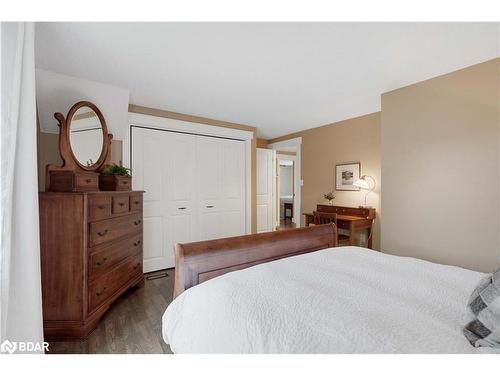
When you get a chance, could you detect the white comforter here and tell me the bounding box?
[162,246,497,353]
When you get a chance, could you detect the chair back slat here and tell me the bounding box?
[313,211,338,225]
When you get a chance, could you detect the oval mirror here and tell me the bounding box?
[68,106,104,168]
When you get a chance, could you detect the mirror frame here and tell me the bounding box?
[46,101,113,191]
[55,101,112,172]
[63,101,109,171]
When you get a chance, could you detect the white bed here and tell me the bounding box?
[162,246,498,353]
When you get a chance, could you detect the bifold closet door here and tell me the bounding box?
[196,136,246,240]
[132,127,196,272]
[132,127,246,272]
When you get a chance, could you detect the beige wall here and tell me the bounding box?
[37,132,61,190]
[269,113,381,250]
[381,58,500,272]
[36,130,123,191]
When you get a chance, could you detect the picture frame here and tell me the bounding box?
[335,162,360,191]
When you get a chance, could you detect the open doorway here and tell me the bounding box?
[267,137,302,231]
[277,157,295,230]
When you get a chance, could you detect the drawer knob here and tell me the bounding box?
[97,229,108,237]
[206,205,214,208]
[134,219,142,225]
[118,202,125,207]
[97,205,106,209]
[133,240,141,247]
[96,257,107,266]
[85,178,92,184]
[134,201,140,205]
[96,287,107,296]
[122,181,128,185]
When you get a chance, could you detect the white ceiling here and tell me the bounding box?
[35,22,499,138]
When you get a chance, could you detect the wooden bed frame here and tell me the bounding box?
[174,224,338,297]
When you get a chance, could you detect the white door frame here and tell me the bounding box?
[123,112,254,234]
[268,137,302,228]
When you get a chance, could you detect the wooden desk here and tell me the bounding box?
[303,205,376,249]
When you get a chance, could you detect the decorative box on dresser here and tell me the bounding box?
[39,190,144,340]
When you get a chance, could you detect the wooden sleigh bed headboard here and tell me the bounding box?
[174,224,338,298]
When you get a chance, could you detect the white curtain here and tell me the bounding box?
[1,22,44,352]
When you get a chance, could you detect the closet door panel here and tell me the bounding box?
[196,136,222,240]
[143,216,163,263]
[165,132,196,265]
[198,211,221,240]
[168,133,196,203]
[132,128,169,272]
[196,136,220,201]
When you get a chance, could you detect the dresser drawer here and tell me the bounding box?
[88,195,112,221]
[88,255,142,312]
[89,233,142,280]
[89,213,143,247]
[112,195,130,214]
[130,194,143,212]
[75,173,99,191]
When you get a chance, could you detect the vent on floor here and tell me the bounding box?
[146,271,169,280]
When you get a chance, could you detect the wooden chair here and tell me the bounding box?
[312,211,350,246]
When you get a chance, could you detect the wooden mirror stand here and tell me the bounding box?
[46,101,113,192]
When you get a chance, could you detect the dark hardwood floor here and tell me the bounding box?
[277,218,296,231]
[47,269,175,354]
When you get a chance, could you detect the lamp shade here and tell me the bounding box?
[353,177,370,190]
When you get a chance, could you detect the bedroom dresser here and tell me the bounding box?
[39,100,145,340]
[39,190,145,340]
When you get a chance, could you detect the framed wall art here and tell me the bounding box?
[335,162,360,191]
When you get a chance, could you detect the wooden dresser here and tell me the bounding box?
[39,190,145,340]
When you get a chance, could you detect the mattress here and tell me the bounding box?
[162,246,498,353]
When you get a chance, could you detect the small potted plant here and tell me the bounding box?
[323,191,335,205]
[99,163,132,191]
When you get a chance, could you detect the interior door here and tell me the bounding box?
[218,137,246,238]
[256,148,275,233]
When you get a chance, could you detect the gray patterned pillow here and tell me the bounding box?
[463,269,500,348]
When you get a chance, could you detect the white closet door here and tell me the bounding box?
[256,148,275,233]
[132,127,196,271]
[132,127,168,272]
[133,127,246,272]
[196,136,246,240]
